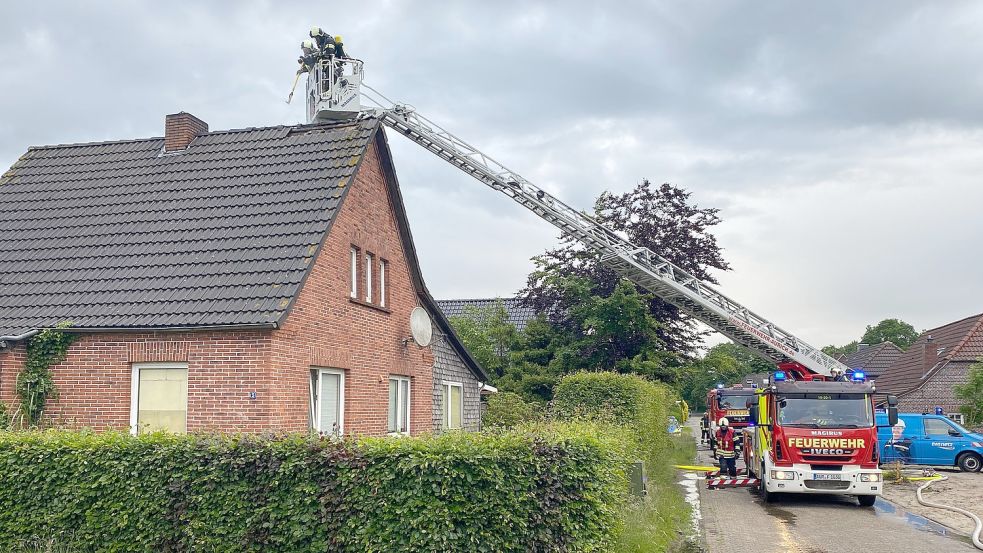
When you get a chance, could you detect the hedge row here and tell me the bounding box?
[0,426,628,552]
[552,372,673,471]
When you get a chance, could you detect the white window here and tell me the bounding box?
[379,259,388,308]
[130,362,188,435]
[388,376,411,434]
[948,413,965,425]
[442,382,464,430]
[364,252,374,303]
[350,247,358,299]
[310,368,345,436]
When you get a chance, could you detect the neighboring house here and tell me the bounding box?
[436,297,539,331]
[876,312,983,427]
[0,112,488,436]
[837,342,903,380]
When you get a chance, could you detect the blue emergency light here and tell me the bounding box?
[716,383,724,389]
[852,371,866,382]
[773,371,787,382]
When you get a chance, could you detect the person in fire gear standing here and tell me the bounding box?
[716,417,738,477]
[700,412,711,444]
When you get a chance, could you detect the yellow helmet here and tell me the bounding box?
[334,35,343,44]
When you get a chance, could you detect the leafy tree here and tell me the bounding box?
[521,180,729,357]
[674,342,774,410]
[482,392,540,428]
[861,319,920,350]
[955,358,983,427]
[822,341,859,358]
[448,300,519,379]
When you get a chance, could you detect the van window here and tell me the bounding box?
[923,418,956,436]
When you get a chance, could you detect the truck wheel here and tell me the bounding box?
[957,452,982,472]
[759,463,775,503]
[857,495,876,507]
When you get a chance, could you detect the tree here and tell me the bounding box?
[674,342,774,410]
[521,180,729,357]
[448,300,519,379]
[822,341,858,358]
[955,358,983,427]
[860,319,920,350]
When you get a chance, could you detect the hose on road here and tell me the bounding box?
[914,475,983,550]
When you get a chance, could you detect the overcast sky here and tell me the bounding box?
[2,1,981,349]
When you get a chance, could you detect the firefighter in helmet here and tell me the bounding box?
[310,26,336,55]
[715,417,738,477]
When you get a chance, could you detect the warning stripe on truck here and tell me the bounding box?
[706,478,759,489]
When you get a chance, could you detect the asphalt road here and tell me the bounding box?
[687,417,978,553]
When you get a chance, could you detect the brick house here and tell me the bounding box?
[0,112,488,436]
[876,312,983,428]
[836,342,903,380]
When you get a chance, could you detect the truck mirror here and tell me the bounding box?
[886,395,899,407]
[887,406,898,427]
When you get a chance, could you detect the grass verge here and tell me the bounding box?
[614,428,697,553]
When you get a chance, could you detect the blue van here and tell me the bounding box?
[875,412,983,472]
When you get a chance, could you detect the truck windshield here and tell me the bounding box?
[777,394,873,428]
[717,393,753,410]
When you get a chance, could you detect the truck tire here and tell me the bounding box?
[957,452,982,472]
[759,463,775,503]
[857,495,877,507]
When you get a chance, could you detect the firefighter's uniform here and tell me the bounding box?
[716,418,738,477]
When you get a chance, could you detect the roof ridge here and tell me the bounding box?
[437,296,523,302]
[946,313,983,360]
[28,136,162,151]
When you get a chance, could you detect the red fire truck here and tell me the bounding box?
[743,363,898,506]
[705,384,757,456]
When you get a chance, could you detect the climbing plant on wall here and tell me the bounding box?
[14,325,76,426]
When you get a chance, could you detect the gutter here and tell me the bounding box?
[0,329,41,350]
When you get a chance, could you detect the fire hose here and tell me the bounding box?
[909,473,982,550]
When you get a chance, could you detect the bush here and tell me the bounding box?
[483,392,540,428]
[0,427,627,552]
[552,372,672,470]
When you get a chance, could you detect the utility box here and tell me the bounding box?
[630,460,648,497]
[306,58,364,122]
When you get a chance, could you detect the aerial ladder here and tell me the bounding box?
[304,55,850,378]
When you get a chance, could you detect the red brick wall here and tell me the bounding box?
[270,138,435,435]
[0,330,271,432]
[0,134,433,436]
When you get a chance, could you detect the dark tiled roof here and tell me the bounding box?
[876,312,983,395]
[436,298,538,331]
[840,342,903,379]
[0,118,379,336]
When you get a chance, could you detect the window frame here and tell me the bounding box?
[442,381,465,430]
[349,246,359,299]
[310,367,346,436]
[379,259,388,308]
[130,361,189,436]
[364,252,374,303]
[388,375,411,435]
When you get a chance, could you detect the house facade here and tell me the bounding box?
[0,112,486,436]
[876,312,982,429]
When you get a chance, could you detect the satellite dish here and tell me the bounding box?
[409,307,433,347]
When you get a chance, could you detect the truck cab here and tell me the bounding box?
[876,413,983,472]
[706,384,757,455]
[744,369,894,506]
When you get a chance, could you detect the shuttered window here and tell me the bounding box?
[131,363,188,435]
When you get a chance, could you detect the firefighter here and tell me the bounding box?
[333,35,348,58]
[287,40,320,103]
[700,411,711,444]
[310,26,337,55]
[831,367,849,381]
[716,417,738,477]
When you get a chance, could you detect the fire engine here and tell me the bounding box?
[299,38,899,506]
[705,383,757,456]
[744,364,898,506]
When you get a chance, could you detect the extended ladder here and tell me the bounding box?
[362,91,847,376]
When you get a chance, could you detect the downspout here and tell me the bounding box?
[0,329,40,350]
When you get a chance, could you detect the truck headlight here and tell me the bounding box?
[860,473,881,482]
[770,470,796,480]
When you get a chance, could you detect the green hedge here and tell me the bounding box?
[0,427,627,552]
[552,372,673,470]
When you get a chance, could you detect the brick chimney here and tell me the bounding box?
[164,112,208,152]
[922,335,938,371]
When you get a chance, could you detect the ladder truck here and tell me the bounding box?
[304,54,898,506]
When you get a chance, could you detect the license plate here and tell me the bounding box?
[813,473,841,480]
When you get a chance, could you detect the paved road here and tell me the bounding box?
[687,417,977,553]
